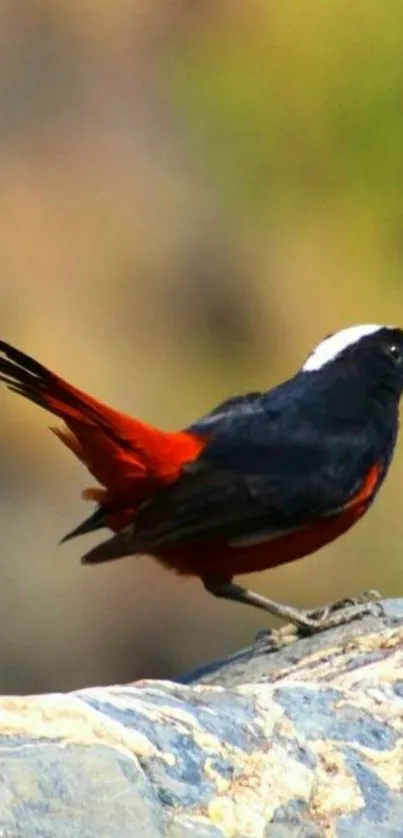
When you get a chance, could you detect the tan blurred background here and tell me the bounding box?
[0,0,402,693]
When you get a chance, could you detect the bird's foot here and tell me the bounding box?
[250,590,385,658]
[295,589,385,634]
[251,624,299,657]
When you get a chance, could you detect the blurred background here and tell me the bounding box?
[0,0,402,693]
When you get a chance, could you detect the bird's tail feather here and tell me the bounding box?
[0,340,206,540]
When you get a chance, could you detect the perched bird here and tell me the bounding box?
[0,323,401,632]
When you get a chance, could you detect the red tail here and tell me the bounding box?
[0,341,206,537]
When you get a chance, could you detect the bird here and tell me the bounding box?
[0,323,401,633]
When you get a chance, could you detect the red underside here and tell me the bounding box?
[151,462,382,579]
[153,502,369,580]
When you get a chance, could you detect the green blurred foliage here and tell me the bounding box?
[169,3,403,219]
[0,0,401,694]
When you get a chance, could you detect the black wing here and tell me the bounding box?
[131,437,358,548]
[82,408,372,563]
[188,391,263,434]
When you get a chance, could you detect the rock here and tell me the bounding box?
[1,600,403,837]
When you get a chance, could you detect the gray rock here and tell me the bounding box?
[1,599,403,837]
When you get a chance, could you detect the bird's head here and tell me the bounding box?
[303,324,403,401]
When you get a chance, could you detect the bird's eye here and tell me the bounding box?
[387,343,402,364]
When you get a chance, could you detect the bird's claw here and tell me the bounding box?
[249,590,386,659]
[250,624,298,658]
[298,589,385,633]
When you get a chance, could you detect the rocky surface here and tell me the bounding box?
[1,600,403,837]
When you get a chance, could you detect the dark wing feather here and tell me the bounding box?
[130,441,347,549]
[188,391,263,434]
[82,377,385,564]
[82,431,368,564]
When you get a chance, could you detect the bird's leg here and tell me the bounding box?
[202,578,385,634]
